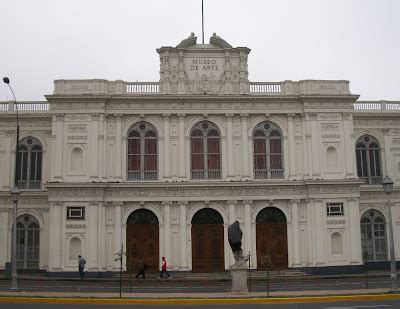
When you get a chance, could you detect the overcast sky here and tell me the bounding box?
[1,0,399,101]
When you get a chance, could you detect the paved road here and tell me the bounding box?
[0,277,398,293]
[0,299,400,308]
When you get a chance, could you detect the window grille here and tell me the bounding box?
[67,207,85,220]
[326,202,344,216]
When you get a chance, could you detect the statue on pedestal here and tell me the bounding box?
[228,221,245,266]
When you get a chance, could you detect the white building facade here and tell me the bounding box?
[1,34,399,276]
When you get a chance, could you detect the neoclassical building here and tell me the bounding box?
[1,33,399,275]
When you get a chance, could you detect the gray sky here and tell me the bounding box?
[1,0,399,101]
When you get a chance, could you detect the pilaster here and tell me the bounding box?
[290,199,300,266]
[288,114,296,180]
[240,114,250,180]
[114,114,123,181]
[179,201,188,270]
[163,201,172,266]
[178,114,186,180]
[90,114,100,180]
[114,201,122,269]
[163,114,171,180]
[226,113,235,180]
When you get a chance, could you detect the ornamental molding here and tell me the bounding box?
[353,119,400,127]
[48,188,104,199]
[308,186,359,195]
[327,219,345,225]
[303,102,353,110]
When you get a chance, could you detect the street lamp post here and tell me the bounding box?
[382,176,397,291]
[3,77,20,291]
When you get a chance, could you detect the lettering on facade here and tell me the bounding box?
[321,134,340,139]
[67,135,88,140]
[190,59,219,71]
[68,124,87,132]
[327,219,345,225]
[321,123,339,131]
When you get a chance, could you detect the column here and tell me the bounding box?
[306,199,315,265]
[310,113,321,178]
[305,114,313,179]
[383,129,392,176]
[102,115,108,180]
[114,114,123,180]
[114,202,122,269]
[97,201,105,271]
[301,115,309,179]
[226,114,234,180]
[89,201,98,269]
[243,200,252,259]
[314,199,325,265]
[163,114,171,180]
[341,113,353,178]
[98,115,104,180]
[228,200,236,224]
[53,114,64,180]
[291,199,300,266]
[90,114,100,179]
[163,201,172,266]
[0,209,9,266]
[48,201,63,271]
[240,114,250,180]
[347,198,361,263]
[3,131,12,188]
[179,201,188,270]
[178,114,186,179]
[287,114,296,180]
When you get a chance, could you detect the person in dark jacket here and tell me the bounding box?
[136,256,146,279]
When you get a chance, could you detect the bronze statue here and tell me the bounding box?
[228,221,244,263]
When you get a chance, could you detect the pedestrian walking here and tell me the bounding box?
[78,255,86,279]
[135,256,147,279]
[158,256,171,278]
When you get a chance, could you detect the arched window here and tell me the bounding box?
[190,121,221,180]
[356,135,382,184]
[16,215,40,269]
[16,137,43,189]
[360,210,387,261]
[127,122,158,180]
[253,122,283,179]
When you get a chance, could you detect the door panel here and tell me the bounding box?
[256,223,288,270]
[192,224,224,272]
[126,225,159,272]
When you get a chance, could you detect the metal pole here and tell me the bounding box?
[386,192,397,291]
[3,78,19,291]
[120,243,123,298]
[248,251,251,292]
[201,0,204,44]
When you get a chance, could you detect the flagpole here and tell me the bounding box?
[202,0,204,44]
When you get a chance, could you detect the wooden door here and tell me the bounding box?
[126,225,159,272]
[256,223,288,270]
[191,224,224,272]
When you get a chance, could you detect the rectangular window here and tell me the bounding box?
[67,207,85,220]
[326,202,344,216]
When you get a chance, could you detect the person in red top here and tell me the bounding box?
[158,256,171,278]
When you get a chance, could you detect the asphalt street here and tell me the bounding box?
[0,277,398,293]
[0,299,400,308]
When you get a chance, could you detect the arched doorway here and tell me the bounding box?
[191,208,224,272]
[126,209,159,272]
[361,209,387,261]
[256,207,288,270]
[16,215,40,269]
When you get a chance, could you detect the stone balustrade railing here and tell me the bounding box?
[52,79,352,96]
[0,101,50,112]
[353,101,400,111]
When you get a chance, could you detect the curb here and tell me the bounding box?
[0,293,400,305]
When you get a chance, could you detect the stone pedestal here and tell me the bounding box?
[230,262,248,294]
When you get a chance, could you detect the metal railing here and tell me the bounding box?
[17,180,42,190]
[126,82,159,93]
[191,170,221,180]
[250,82,281,93]
[360,176,382,185]
[127,171,158,181]
[254,170,284,179]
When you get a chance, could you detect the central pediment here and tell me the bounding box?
[156,33,251,95]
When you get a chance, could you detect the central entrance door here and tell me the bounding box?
[126,209,159,272]
[191,208,224,272]
[256,207,288,270]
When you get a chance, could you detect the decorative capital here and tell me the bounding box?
[243,200,253,205]
[91,114,100,121]
[240,113,249,120]
[290,199,301,204]
[287,113,296,120]
[89,200,99,207]
[177,113,186,121]
[341,112,352,120]
[162,113,171,120]
[114,114,123,121]
[162,201,172,207]
[179,201,189,207]
[51,201,63,207]
[227,200,237,206]
[55,114,65,121]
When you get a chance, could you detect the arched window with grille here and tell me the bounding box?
[361,210,387,261]
[356,135,382,184]
[16,137,43,189]
[127,122,158,180]
[190,121,221,180]
[253,122,284,179]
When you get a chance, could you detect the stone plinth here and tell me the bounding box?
[230,262,248,294]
